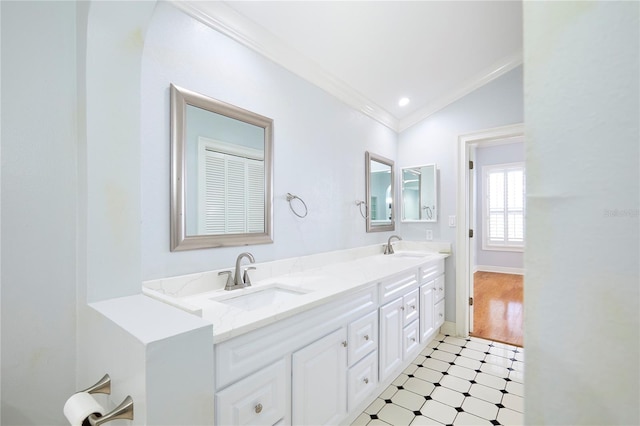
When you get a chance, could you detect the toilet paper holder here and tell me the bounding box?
[79,374,134,425]
[81,374,111,395]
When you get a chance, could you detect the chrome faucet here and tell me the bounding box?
[218,252,256,291]
[235,252,255,287]
[384,235,402,255]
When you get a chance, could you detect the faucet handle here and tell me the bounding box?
[243,267,256,286]
[218,270,234,290]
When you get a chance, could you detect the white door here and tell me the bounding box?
[379,298,403,381]
[292,328,347,425]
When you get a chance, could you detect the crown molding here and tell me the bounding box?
[172,1,400,131]
[171,1,521,135]
[398,51,523,132]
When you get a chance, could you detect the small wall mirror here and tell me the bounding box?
[366,152,395,232]
[401,164,438,222]
[170,84,273,251]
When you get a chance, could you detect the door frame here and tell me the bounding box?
[455,123,525,338]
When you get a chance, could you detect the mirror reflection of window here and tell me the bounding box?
[184,105,265,237]
[196,138,264,235]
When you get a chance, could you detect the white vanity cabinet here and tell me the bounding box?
[378,271,421,382]
[419,262,446,343]
[214,285,378,426]
[210,256,448,426]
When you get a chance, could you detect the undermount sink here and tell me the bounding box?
[210,284,309,311]
[392,251,431,258]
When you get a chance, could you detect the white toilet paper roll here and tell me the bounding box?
[63,392,105,426]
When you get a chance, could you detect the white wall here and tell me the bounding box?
[397,66,524,322]
[78,2,215,425]
[474,141,525,271]
[524,2,639,424]
[141,3,398,281]
[2,2,216,425]
[1,2,78,423]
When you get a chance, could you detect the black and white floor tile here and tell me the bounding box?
[351,335,524,426]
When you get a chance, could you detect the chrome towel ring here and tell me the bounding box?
[286,193,308,218]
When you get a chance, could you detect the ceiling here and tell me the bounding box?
[177,1,523,132]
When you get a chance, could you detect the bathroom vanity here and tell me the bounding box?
[143,242,450,425]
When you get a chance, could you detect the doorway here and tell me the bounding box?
[470,140,524,346]
[455,124,525,343]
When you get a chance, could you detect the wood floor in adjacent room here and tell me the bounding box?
[472,271,524,347]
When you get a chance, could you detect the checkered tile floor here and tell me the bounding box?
[351,334,524,426]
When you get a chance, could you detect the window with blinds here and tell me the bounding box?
[482,163,525,251]
[197,138,264,235]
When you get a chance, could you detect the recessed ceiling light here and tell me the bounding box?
[398,97,410,107]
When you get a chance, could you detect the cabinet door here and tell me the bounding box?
[420,283,435,342]
[292,328,347,425]
[379,298,403,381]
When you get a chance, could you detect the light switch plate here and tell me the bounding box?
[448,215,456,227]
[426,230,433,241]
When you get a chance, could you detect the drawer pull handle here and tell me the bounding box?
[400,306,405,311]
[411,305,416,310]
[364,335,369,341]
[255,403,263,414]
[342,341,348,347]
[411,337,416,342]
[363,378,369,384]
[439,313,443,317]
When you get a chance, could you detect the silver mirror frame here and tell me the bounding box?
[365,151,395,233]
[170,84,273,251]
[401,164,438,223]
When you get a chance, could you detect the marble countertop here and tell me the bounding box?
[176,250,449,343]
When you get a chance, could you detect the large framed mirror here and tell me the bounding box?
[365,152,395,232]
[170,84,273,251]
[401,164,438,222]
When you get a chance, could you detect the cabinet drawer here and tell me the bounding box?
[403,289,419,326]
[348,351,378,411]
[348,311,378,366]
[435,300,445,328]
[434,275,445,302]
[216,359,288,426]
[419,260,445,284]
[403,320,420,359]
[379,270,419,304]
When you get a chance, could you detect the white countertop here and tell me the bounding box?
[185,253,447,342]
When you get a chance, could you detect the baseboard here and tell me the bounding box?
[475,265,524,275]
